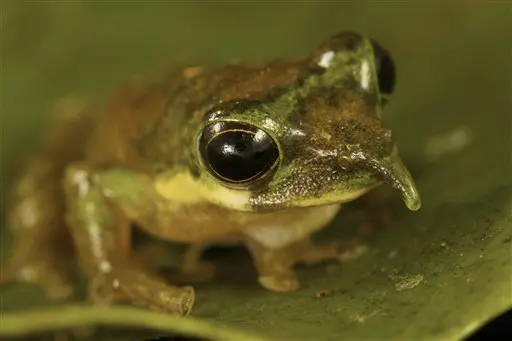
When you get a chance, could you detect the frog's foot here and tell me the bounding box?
[89,263,194,316]
[294,238,369,265]
[293,240,342,265]
[258,273,300,293]
[244,238,300,293]
[1,257,74,300]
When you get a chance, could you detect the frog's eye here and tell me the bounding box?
[198,121,279,186]
[370,40,396,102]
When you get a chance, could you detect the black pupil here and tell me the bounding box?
[205,129,278,183]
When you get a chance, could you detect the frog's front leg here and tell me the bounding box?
[243,238,299,293]
[64,164,194,315]
[243,237,351,293]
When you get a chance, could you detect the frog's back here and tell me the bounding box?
[3,66,192,288]
[130,60,309,172]
[2,93,98,292]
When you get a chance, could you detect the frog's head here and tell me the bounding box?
[194,32,420,212]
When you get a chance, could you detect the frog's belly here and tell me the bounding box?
[241,204,341,249]
[140,202,341,248]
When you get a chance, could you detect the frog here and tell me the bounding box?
[1,31,420,316]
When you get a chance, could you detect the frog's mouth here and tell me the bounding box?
[368,152,421,211]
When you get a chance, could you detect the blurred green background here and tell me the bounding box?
[2,2,511,341]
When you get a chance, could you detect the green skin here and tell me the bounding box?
[3,32,420,316]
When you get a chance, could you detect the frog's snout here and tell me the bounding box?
[369,152,421,211]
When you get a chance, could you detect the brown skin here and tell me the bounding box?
[1,32,420,315]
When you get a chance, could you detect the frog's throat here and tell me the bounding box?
[369,153,421,211]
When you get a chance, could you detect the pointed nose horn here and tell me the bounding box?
[369,152,421,211]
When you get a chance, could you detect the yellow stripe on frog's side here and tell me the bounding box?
[206,185,251,211]
[154,171,205,204]
[154,170,251,211]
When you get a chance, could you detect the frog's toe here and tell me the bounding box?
[294,239,369,265]
[258,274,300,293]
[130,283,195,316]
[155,285,195,316]
[88,268,195,316]
[297,242,343,265]
[335,243,369,262]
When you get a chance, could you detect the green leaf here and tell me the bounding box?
[0,305,273,341]
[2,2,510,341]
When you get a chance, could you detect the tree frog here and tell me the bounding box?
[2,32,420,316]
